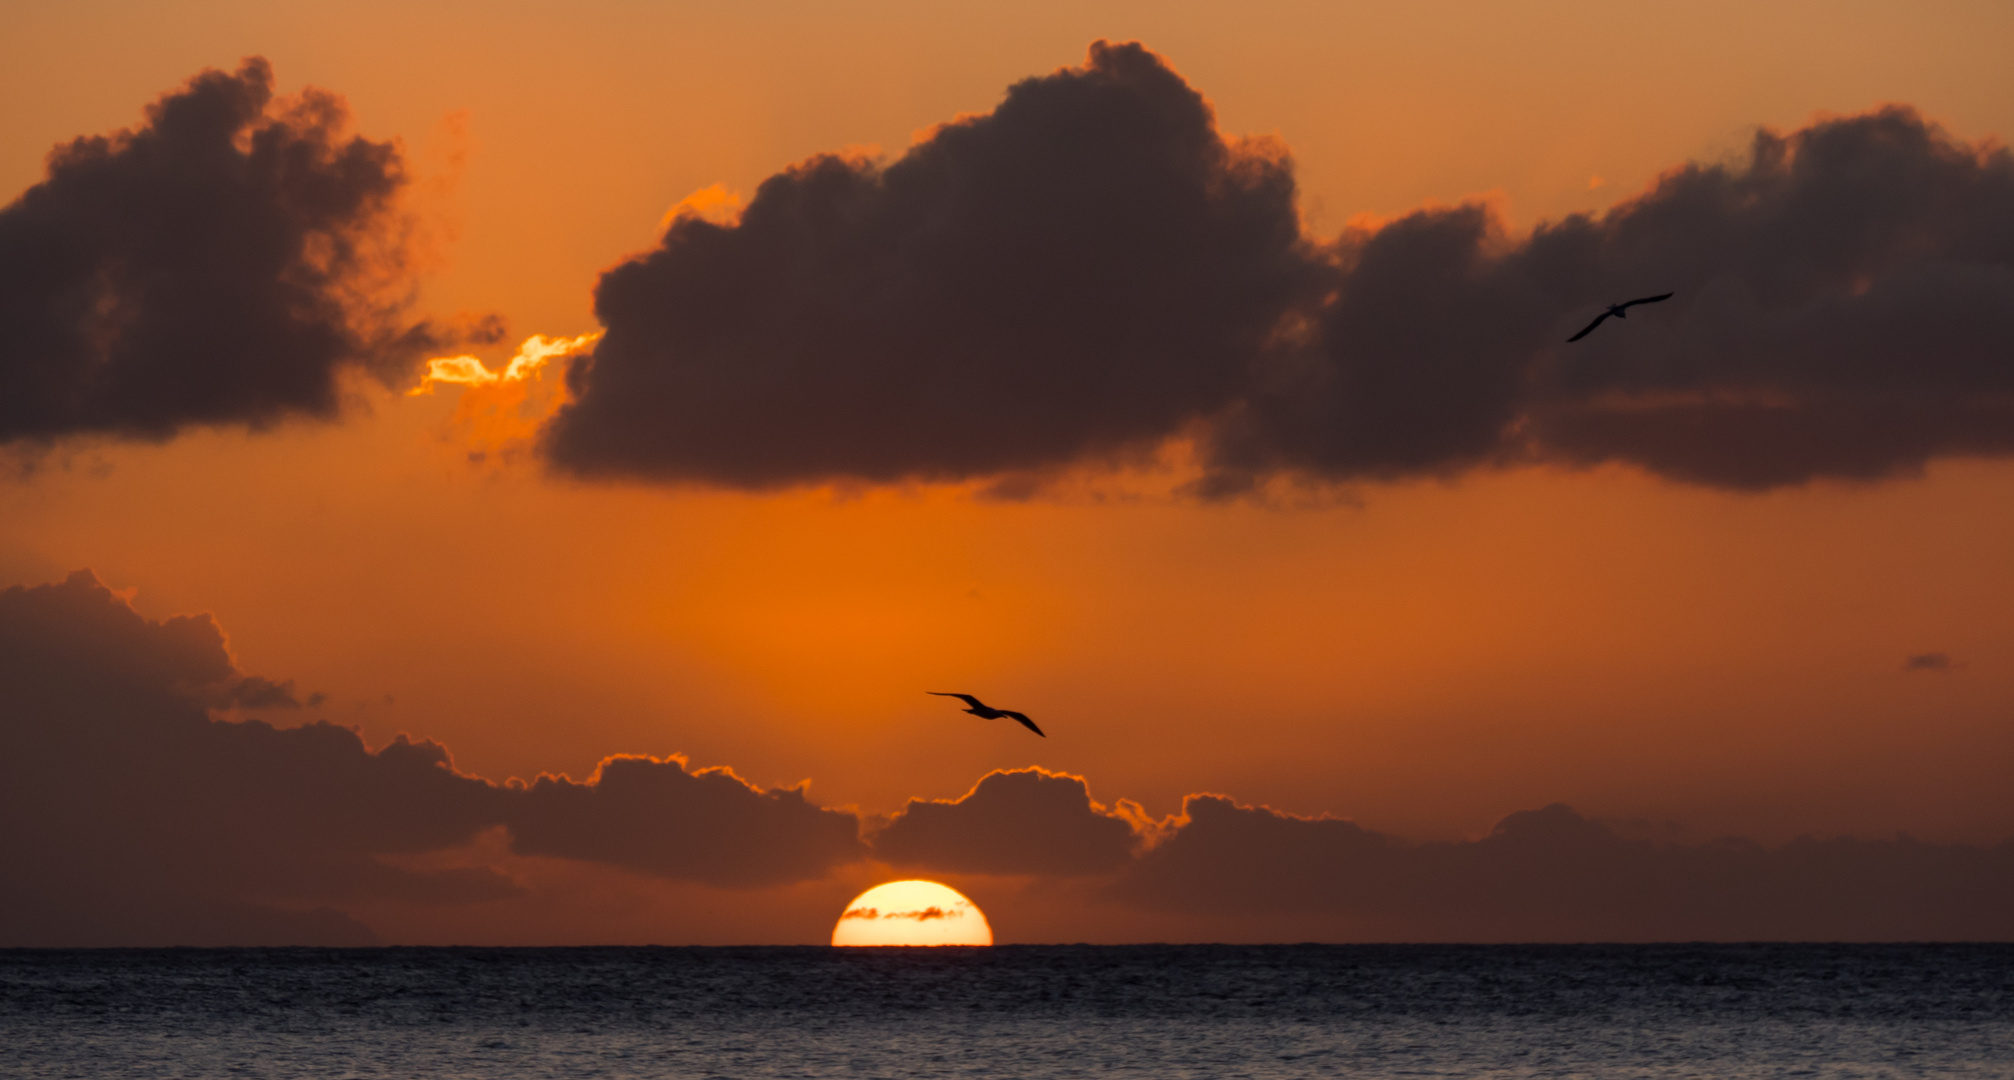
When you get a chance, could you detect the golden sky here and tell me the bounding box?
[3,0,2012,944]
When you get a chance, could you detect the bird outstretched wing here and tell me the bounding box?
[1001,710,1045,737]
[1565,311,1612,342]
[1620,292,1674,310]
[928,692,985,708]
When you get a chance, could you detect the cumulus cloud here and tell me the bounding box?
[0,59,494,447]
[1499,106,2014,490]
[0,571,864,945]
[1115,797,2014,941]
[870,767,1142,876]
[544,40,1314,486]
[508,756,866,887]
[0,571,507,944]
[1209,107,2014,491]
[6,573,2007,944]
[543,40,2014,494]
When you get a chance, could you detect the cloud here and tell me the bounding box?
[870,767,1142,876]
[843,904,954,921]
[1515,107,2014,489]
[544,40,1315,487]
[0,571,508,945]
[540,40,2014,494]
[1115,797,2014,941]
[1904,652,1955,672]
[0,59,495,448]
[4,572,2007,943]
[1209,107,2014,491]
[0,571,864,945]
[507,755,866,887]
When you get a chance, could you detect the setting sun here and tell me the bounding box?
[831,881,993,946]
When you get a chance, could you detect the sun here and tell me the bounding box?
[831,880,993,946]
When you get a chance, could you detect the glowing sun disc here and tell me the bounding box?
[831,880,993,946]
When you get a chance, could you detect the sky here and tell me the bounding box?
[3,0,2013,945]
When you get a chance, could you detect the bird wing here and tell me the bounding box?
[1565,311,1612,342]
[1619,292,1674,310]
[1002,710,1045,737]
[928,692,986,708]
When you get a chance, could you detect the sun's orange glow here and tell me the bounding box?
[6,3,2014,951]
[831,880,993,946]
[411,331,602,394]
[409,331,601,459]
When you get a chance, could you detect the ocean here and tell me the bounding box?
[3,944,2010,1078]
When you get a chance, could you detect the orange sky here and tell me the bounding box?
[4,0,2014,944]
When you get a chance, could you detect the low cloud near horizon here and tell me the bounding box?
[2,569,2009,946]
[0,571,859,945]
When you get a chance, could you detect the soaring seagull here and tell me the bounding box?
[1566,292,1674,342]
[927,692,1045,737]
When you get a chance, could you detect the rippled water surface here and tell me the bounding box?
[4,944,2010,1078]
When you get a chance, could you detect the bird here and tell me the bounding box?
[927,692,1045,737]
[1566,292,1674,342]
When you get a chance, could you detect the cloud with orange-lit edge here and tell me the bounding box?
[0,570,863,945]
[871,767,1149,876]
[6,569,2012,945]
[544,40,2014,495]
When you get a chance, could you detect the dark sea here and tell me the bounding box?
[3,944,2010,1078]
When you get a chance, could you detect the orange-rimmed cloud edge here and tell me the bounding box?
[4,569,2009,947]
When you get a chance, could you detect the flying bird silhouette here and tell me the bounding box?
[928,692,1045,737]
[1566,292,1675,342]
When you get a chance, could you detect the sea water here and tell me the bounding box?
[3,944,2010,1078]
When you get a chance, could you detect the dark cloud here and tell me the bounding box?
[545,40,1315,486]
[219,673,307,708]
[1116,797,2014,941]
[508,756,866,887]
[0,59,494,447]
[844,905,953,921]
[0,571,508,945]
[1200,203,1554,491]
[1184,104,2014,492]
[870,767,1141,876]
[1516,107,2014,489]
[1904,652,1955,672]
[0,571,864,945]
[6,576,2008,944]
[541,39,2014,494]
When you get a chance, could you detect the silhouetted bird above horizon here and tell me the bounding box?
[1566,292,1675,342]
[928,692,1045,737]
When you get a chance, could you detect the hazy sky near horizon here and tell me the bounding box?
[4,0,2013,944]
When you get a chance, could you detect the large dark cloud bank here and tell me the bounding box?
[0,572,861,945]
[10,46,2008,491]
[549,41,2014,494]
[4,571,2009,945]
[0,58,491,447]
